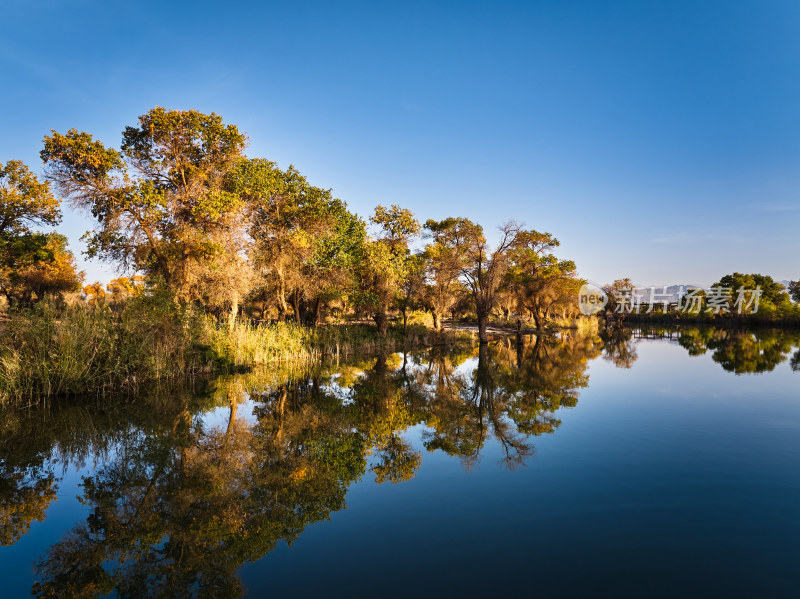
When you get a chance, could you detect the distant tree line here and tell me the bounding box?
[602,274,800,324]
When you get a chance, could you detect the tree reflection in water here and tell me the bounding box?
[598,326,800,375]
[1,326,797,597]
[655,326,800,374]
[421,334,601,469]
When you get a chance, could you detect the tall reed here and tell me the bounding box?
[201,319,441,366]
[0,300,463,405]
[0,297,213,405]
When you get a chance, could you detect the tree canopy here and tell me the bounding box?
[0,160,82,304]
[41,108,250,310]
[0,160,60,236]
[0,106,644,333]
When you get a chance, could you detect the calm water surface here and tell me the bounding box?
[2,328,799,598]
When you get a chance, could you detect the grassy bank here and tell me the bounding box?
[0,298,467,406]
[205,318,446,366]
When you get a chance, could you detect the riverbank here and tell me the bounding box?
[9,296,798,406]
[0,299,472,406]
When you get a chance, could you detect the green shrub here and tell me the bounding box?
[0,295,213,404]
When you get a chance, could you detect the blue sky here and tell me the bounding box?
[2,0,798,286]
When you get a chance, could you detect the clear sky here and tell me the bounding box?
[2,0,798,286]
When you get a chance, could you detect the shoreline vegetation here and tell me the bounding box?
[4,290,800,406]
[600,276,800,327]
[1,296,578,405]
[0,297,473,406]
[1,107,798,405]
[2,291,799,406]
[0,293,601,406]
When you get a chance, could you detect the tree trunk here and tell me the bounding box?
[477,310,489,343]
[313,298,322,327]
[375,310,389,338]
[291,290,301,324]
[402,307,408,334]
[276,388,287,450]
[432,311,440,331]
[276,271,288,321]
[227,292,239,331]
[225,394,238,444]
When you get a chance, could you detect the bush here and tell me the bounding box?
[0,295,214,405]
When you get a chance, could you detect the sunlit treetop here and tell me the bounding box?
[370,204,420,251]
[0,160,61,236]
[714,272,790,307]
[40,108,250,296]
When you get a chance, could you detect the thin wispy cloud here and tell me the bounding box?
[750,201,800,212]
[651,231,733,244]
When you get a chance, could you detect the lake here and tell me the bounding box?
[2,327,799,598]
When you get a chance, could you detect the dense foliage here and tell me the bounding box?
[9,107,590,329]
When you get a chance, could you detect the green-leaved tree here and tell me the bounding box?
[41,107,251,318]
